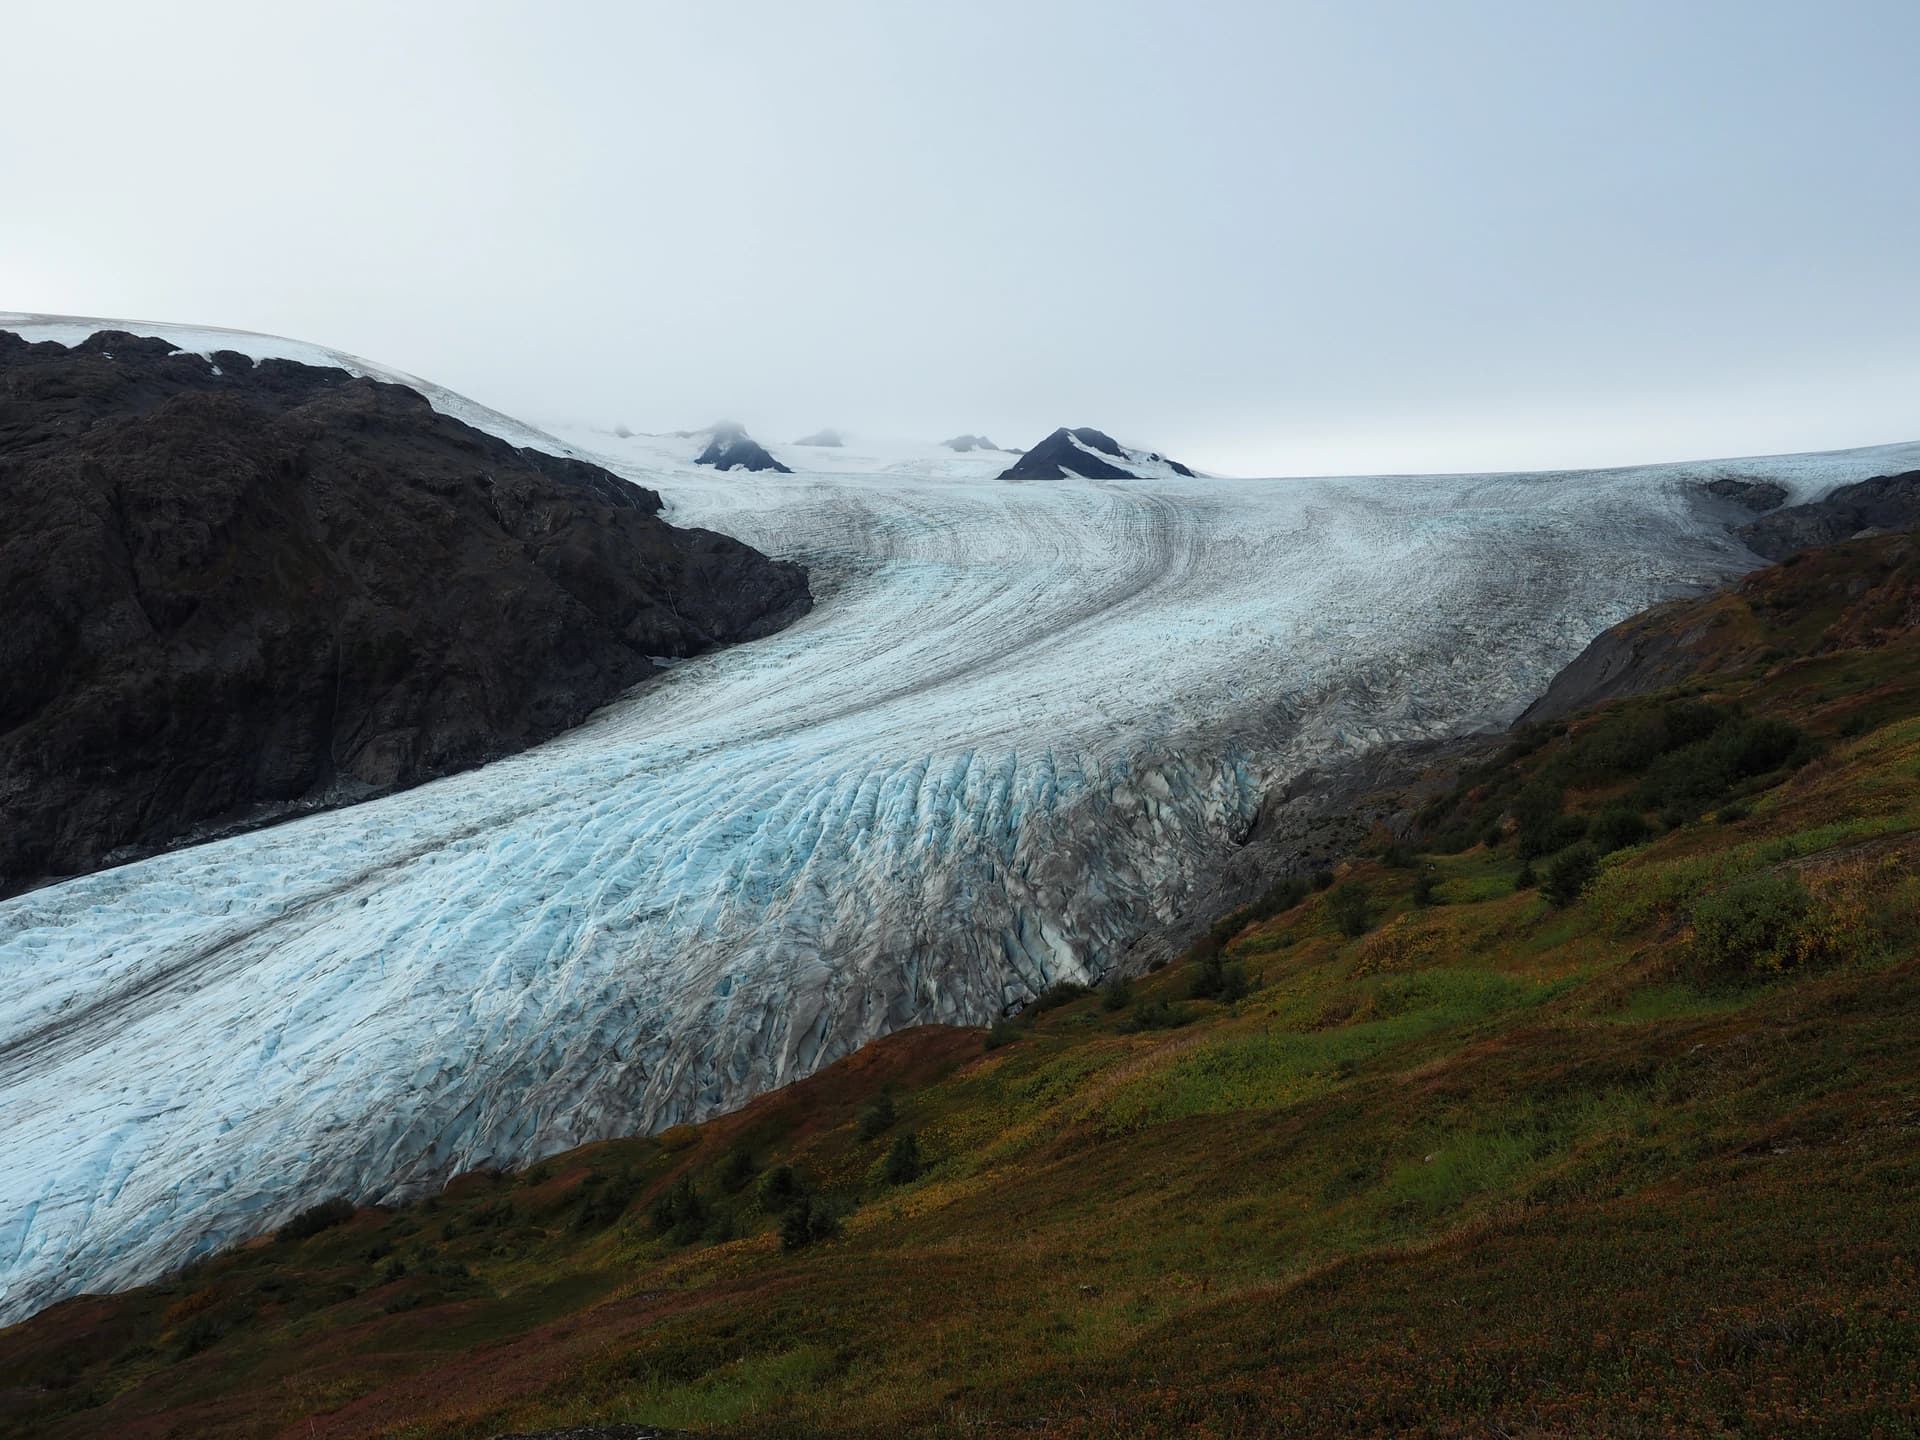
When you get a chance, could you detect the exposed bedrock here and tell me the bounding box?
[1736,469,1920,560]
[0,331,810,886]
[998,426,1195,479]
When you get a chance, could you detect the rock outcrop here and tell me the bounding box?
[794,428,843,447]
[693,422,791,473]
[942,434,1000,453]
[999,427,1195,480]
[1702,477,1790,512]
[1736,470,1920,560]
[0,329,811,886]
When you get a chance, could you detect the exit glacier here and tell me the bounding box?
[4,321,1918,1321]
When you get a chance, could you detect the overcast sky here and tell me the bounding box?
[4,1,1916,476]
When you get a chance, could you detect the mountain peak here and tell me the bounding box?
[998,427,1195,480]
[695,421,791,473]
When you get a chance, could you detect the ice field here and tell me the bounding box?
[4,315,1917,1320]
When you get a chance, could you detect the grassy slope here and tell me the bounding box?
[5,535,1920,1439]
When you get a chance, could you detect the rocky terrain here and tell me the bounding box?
[0,329,810,886]
[1736,468,1920,559]
[998,425,1195,479]
[793,428,843,447]
[941,433,1001,452]
[691,422,790,472]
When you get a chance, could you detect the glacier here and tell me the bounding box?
[4,316,1918,1324]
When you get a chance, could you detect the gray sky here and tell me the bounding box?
[5,1,1916,476]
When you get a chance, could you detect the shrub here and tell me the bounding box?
[573,1170,638,1232]
[779,1197,841,1251]
[983,1020,1022,1051]
[278,1197,355,1243]
[1311,869,1336,892]
[1542,845,1600,907]
[1249,875,1311,920]
[1027,980,1092,1015]
[1638,714,1814,820]
[1124,998,1191,1032]
[718,1147,758,1194]
[883,1132,922,1185]
[1589,808,1650,854]
[1188,951,1251,1003]
[1514,859,1537,891]
[1685,873,1842,981]
[1412,871,1441,906]
[1100,975,1133,1011]
[649,1174,708,1243]
[1328,881,1373,938]
[857,1094,897,1140]
[758,1165,803,1212]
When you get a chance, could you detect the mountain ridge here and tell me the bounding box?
[0,328,811,887]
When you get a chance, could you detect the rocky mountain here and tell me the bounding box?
[692,421,791,472]
[794,428,844,448]
[0,329,811,887]
[941,433,1001,453]
[998,426,1195,479]
[1735,469,1920,560]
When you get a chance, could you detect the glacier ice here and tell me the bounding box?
[3,322,1918,1323]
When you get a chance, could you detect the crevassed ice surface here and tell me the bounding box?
[4,319,1918,1323]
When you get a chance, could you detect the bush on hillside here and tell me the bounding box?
[983,1020,1022,1051]
[1027,980,1092,1015]
[1248,875,1312,921]
[1100,975,1133,1011]
[758,1164,803,1211]
[649,1175,709,1243]
[1328,881,1373,938]
[1189,951,1251,1003]
[857,1094,897,1140]
[779,1196,841,1251]
[1685,872,1846,981]
[278,1197,355,1243]
[1123,998,1191,1032]
[883,1133,922,1185]
[1542,845,1600,907]
[1590,808,1652,854]
[718,1147,758,1194]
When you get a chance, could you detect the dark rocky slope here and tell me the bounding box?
[941,433,1001,452]
[999,426,1194,479]
[0,329,811,887]
[1736,469,1920,559]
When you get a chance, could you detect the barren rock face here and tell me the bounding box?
[1737,470,1920,560]
[2,338,1916,1327]
[0,330,810,886]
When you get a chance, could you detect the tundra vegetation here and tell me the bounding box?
[3,533,1919,1437]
